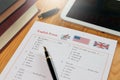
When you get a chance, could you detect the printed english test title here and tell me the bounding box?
[37,30,58,37]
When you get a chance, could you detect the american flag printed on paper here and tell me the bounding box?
[73,35,90,45]
[93,41,109,49]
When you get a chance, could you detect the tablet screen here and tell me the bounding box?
[66,0,120,32]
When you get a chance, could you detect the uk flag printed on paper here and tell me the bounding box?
[93,41,109,50]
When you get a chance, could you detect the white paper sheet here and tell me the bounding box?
[1,21,117,80]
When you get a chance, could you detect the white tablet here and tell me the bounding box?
[61,0,120,36]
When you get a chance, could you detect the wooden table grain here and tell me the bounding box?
[0,0,120,80]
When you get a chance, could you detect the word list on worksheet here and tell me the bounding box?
[1,21,117,80]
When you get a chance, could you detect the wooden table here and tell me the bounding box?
[0,0,120,80]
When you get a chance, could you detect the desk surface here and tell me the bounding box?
[0,0,120,80]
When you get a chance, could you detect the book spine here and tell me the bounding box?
[0,0,37,36]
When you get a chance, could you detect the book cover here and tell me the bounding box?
[0,0,26,23]
[0,0,37,36]
[0,0,17,14]
[0,5,38,50]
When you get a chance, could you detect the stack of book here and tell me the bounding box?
[0,0,39,50]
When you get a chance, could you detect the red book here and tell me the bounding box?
[0,0,37,36]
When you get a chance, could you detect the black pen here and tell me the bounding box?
[38,8,59,19]
[43,47,59,80]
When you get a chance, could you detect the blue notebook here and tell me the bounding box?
[0,0,17,14]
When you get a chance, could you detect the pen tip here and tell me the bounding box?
[43,46,47,51]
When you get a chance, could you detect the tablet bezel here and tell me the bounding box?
[61,0,120,36]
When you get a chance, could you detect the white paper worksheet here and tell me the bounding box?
[1,21,117,80]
